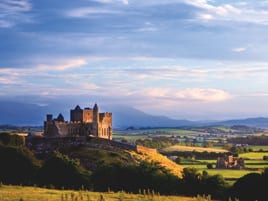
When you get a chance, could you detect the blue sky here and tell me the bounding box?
[1,0,268,120]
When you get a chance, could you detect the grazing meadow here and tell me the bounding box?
[0,185,207,201]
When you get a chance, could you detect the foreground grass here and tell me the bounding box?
[0,185,196,201]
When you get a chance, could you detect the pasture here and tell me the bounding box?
[181,157,268,181]
[239,152,268,159]
[0,185,198,201]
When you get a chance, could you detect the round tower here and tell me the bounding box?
[93,103,99,123]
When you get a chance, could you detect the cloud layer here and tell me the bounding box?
[1,0,268,120]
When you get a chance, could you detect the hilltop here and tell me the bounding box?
[29,137,183,178]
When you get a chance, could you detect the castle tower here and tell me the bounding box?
[46,114,53,121]
[93,103,99,123]
[93,103,99,137]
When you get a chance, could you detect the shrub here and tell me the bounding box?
[0,132,25,146]
[207,163,213,169]
[263,156,268,160]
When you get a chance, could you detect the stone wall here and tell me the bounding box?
[136,145,157,154]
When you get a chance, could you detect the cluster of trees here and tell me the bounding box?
[229,169,268,201]
[0,145,90,189]
[223,144,252,156]
[163,150,226,160]
[228,135,268,146]
[135,137,179,149]
[91,163,229,199]
[0,132,25,146]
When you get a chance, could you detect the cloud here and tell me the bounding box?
[93,0,128,5]
[65,7,121,18]
[198,13,213,20]
[0,0,32,28]
[0,58,87,86]
[36,59,87,71]
[232,47,247,53]
[0,0,31,12]
[179,0,268,25]
[183,0,241,16]
[175,88,231,102]
[130,87,231,102]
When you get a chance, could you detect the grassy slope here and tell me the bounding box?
[0,185,195,201]
[129,148,183,178]
[59,139,184,178]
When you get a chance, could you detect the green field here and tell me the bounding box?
[0,185,198,201]
[248,146,268,151]
[181,158,268,180]
[239,152,268,159]
[181,163,259,180]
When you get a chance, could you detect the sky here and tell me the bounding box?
[1,0,268,120]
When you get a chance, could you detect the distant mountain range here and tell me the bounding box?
[110,105,194,128]
[1,101,268,128]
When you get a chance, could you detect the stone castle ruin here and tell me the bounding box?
[216,155,245,169]
[44,103,112,140]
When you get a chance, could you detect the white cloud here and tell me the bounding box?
[175,88,231,102]
[130,87,231,102]
[94,0,128,5]
[184,0,241,16]
[122,0,129,5]
[65,7,121,18]
[198,13,213,20]
[0,0,31,12]
[232,47,247,53]
[36,59,87,71]
[0,58,88,86]
[0,0,32,28]
[181,0,268,24]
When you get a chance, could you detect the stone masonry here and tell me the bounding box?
[44,103,112,140]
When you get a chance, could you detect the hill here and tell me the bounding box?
[110,105,194,128]
[218,117,268,128]
[0,101,49,125]
[0,101,194,128]
[29,137,183,178]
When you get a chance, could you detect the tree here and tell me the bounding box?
[202,174,227,199]
[0,132,25,146]
[37,152,91,189]
[181,168,202,195]
[207,163,213,169]
[0,146,40,185]
[230,173,262,201]
[175,156,182,164]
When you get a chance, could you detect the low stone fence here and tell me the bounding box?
[136,145,157,154]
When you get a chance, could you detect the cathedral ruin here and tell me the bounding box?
[44,104,112,140]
